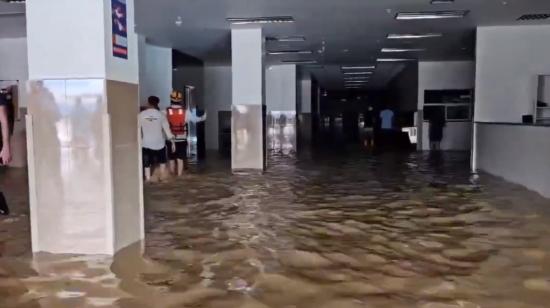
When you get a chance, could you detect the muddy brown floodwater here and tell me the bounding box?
[2,151,550,307]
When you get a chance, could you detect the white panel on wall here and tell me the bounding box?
[266,65,297,112]
[204,65,232,150]
[26,0,107,79]
[0,37,29,107]
[104,0,139,84]
[475,25,550,123]
[138,37,172,108]
[418,61,475,110]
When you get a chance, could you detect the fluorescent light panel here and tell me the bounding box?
[395,10,469,20]
[267,50,313,55]
[345,81,369,84]
[267,36,306,42]
[387,33,443,39]
[281,60,317,64]
[227,16,294,24]
[377,58,416,62]
[344,77,370,80]
[341,66,376,70]
[431,0,454,3]
[343,72,373,75]
[381,48,426,52]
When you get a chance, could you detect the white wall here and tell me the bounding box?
[417,61,475,150]
[475,25,550,122]
[204,65,232,150]
[418,61,475,110]
[27,0,138,83]
[0,37,28,83]
[138,37,172,108]
[27,0,106,79]
[266,65,297,112]
[104,0,139,84]
[231,27,263,106]
[422,122,472,151]
[538,76,550,103]
[298,77,312,114]
[477,124,550,198]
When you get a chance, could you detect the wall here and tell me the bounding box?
[266,65,297,112]
[476,124,550,198]
[138,37,172,108]
[27,0,106,79]
[418,61,475,150]
[103,0,139,84]
[204,65,232,150]
[298,76,312,114]
[422,122,472,151]
[475,25,550,122]
[389,62,418,112]
[0,37,28,87]
[172,51,204,110]
[418,61,475,110]
[538,75,550,103]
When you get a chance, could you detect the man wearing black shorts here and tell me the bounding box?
[0,88,13,215]
[139,96,174,182]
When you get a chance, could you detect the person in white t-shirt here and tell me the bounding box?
[139,96,174,182]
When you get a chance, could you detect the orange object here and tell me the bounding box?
[167,107,187,135]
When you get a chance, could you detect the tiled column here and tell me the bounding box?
[25,0,142,255]
[231,26,266,171]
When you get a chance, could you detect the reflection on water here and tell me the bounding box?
[2,152,550,307]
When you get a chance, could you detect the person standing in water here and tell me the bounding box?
[139,96,174,183]
[165,90,206,176]
[0,89,13,215]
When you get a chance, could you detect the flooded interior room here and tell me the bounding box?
[1,0,550,307]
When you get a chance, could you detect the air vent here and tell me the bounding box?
[517,13,550,21]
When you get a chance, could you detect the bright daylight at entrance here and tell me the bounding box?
[1,0,550,307]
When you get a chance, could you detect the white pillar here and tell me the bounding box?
[231,26,265,171]
[25,0,142,255]
[266,65,297,153]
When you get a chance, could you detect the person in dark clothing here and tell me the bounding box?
[429,108,445,151]
[0,88,13,215]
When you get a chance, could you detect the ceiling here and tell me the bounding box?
[0,2,25,38]
[135,0,550,90]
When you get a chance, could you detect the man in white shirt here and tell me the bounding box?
[139,96,174,182]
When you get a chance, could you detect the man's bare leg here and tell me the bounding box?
[169,159,176,175]
[176,159,185,176]
[144,167,152,182]
[159,163,171,182]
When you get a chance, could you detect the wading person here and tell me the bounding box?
[165,90,206,176]
[0,89,13,215]
[139,96,174,183]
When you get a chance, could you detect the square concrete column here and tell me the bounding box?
[266,65,297,154]
[231,26,266,171]
[25,0,142,255]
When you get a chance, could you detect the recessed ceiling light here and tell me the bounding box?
[381,48,426,53]
[341,66,376,70]
[267,50,313,55]
[267,36,306,42]
[377,58,416,62]
[345,81,370,84]
[343,72,373,75]
[431,0,454,4]
[227,16,294,24]
[395,10,469,20]
[387,33,443,39]
[281,60,318,64]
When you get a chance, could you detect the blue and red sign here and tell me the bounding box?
[112,0,128,59]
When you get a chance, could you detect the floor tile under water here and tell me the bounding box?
[1,152,550,307]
